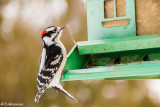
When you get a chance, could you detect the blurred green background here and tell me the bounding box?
[0,0,160,107]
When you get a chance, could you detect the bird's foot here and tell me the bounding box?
[61,69,69,79]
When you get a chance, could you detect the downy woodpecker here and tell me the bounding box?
[35,26,77,102]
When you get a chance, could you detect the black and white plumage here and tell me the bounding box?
[35,26,77,103]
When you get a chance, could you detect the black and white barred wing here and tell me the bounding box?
[37,54,63,90]
[35,54,63,102]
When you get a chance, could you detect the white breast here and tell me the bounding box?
[39,48,46,72]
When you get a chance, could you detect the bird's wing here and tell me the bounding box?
[35,54,65,102]
[44,45,62,68]
[37,54,63,91]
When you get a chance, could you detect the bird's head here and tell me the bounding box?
[41,26,65,46]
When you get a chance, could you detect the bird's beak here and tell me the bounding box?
[60,26,65,31]
[57,26,65,32]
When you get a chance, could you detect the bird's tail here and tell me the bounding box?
[52,84,78,102]
[35,90,44,103]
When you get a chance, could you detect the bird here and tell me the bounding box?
[35,26,77,103]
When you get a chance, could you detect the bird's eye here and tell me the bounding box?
[53,28,57,32]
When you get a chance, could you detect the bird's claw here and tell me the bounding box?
[61,69,69,79]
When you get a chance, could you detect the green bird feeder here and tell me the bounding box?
[61,0,160,81]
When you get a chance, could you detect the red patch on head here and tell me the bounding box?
[41,30,47,37]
